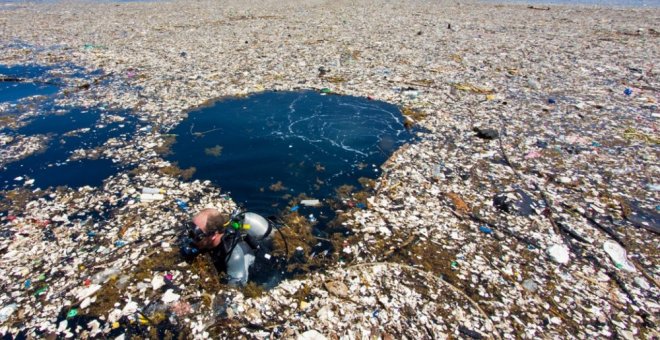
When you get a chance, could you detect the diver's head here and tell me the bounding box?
[190,208,228,249]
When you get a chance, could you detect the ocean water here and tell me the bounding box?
[0,64,136,190]
[168,90,413,218]
[168,90,413,287]
[0,107,135,190]
[0,64,59,103]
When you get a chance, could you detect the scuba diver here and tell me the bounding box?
[181,207,276,286]
[187,208,228,251]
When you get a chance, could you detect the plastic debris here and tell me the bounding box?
[0,304,18,323]
[162,289,181,303]
[547,244,570,264]
[646,183,660,191]
[66,309,78,318]
[300,199,321,207]
[452,83,494,94]
[175,198,189,212]
[473,127,499,140]
[634,277,650,290]
[522,279,538,292]
[478,226,493,234]
[140,193,164,202]
[142,187,165,194]
[80,297,91,309]
[76,284,102,300]
[603,241,636,272]
[91,268,120,284]
[298,330,327,340]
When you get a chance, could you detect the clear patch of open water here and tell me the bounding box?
[168,90,413,218]
[168,90,414,287]
[0,63,135,190]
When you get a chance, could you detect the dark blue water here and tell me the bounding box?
[0,107,135,189]
[168,91,413,218]
[1,63,136,190]
[0,64,59,103]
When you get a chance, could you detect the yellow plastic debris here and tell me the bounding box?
[452,83,494,94]
[623,127,660,144]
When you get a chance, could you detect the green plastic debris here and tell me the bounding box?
[37,274,46,281]
[450,261,458,269]
[83,43,106,51]
[67,309,78,318]
[320,88,332,94]
[35,286,48,296]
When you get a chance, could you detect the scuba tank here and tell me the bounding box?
[225,241,255,286]
[223,209,273,286]
[243,212,272,240]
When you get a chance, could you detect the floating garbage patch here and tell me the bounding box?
[168,90,414,284]
[0,63,136,190]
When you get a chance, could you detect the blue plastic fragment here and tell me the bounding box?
[478,226,493,234]
[290,205,300,212]
[356,203,366,209]
[114,240,127,248]
[372,309,379,318]
[87,231,96,237]
[624,88,633,96]
[547,97,556,104]
[24,279,31,288]
[175,199,189,212]
[591,141,601,147]
[527,244,536,250]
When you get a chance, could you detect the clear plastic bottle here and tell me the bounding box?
[0,304,17,323]
[141,187,164,194]
[91,268,120,284]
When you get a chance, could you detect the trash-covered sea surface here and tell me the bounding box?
[1,0,659,339]
[484,0,660,7]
